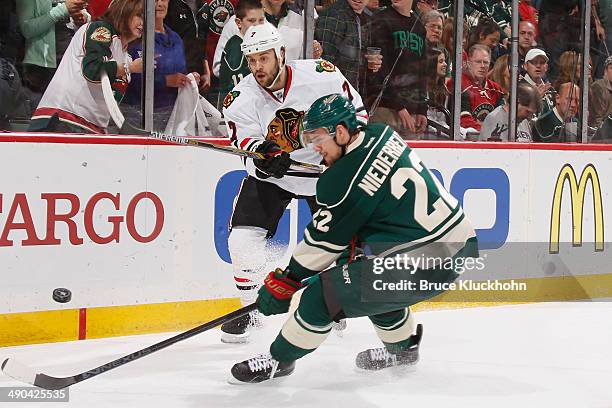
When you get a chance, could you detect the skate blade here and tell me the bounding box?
[354,360,419,375]
[227,373,292,386]
[220,332,250,344]
[354,354,419,373]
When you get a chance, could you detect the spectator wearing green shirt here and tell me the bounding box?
[16,0,88,95]
[219,0,266,96]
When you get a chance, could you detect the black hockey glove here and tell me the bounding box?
[253,140,292,179]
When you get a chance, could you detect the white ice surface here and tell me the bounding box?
[1,302,611,408]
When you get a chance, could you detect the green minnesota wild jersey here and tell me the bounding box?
[288,123,477,279]
[532,108,578,142]
[219,35,250,96]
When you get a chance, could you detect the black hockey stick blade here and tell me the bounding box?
[1,303,257,390]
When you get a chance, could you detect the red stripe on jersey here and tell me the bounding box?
[262,66,293,103]
[283,65,293,100]
[32,108,105,133]
[234,277,253,283]
[239,137,253,149]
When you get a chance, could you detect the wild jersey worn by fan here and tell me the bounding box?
[222,58,366,196]
[31,22,133,133]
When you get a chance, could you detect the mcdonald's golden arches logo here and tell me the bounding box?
[550,164,604,253]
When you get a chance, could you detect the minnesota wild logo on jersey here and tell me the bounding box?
[90,26,111,43]
[209,0,235,34]
[111,77,128,103]
[223,90,240,108]
[315,60,336,73]
[266,108,304,152]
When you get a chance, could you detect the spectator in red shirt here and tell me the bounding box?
[456,44,505,133]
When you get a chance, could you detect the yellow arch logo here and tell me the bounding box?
[550,164,604,253]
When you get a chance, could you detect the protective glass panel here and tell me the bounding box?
[312,0,452,140]
[588,0,612,141]
[519,0,586,143]
[3,0,607,141]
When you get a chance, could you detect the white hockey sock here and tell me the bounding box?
[228,227,268,306]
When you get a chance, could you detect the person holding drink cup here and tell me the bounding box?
[365,47,382,72]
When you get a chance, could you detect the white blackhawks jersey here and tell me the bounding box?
[34,23,130,132]
[222,59,368,196]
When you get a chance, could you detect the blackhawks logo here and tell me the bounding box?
[223,91,240,108]
[266,108,304,152]
[90,26,112,43]
[209,0,235,35]
[315,60,336,73]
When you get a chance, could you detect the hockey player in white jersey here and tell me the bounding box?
[221,22,367,343]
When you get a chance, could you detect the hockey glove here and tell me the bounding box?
[253,140,292,179]
[257,268,303,316]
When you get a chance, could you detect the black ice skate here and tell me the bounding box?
[355,324,423,371]
[220,310,262,344]
[229,353,296,384]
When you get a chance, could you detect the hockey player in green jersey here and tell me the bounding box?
[219,0,266,96]
[229,93,479,384]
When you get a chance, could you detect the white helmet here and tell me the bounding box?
[241,22,284,62]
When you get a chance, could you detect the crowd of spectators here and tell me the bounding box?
[1,0,611,141]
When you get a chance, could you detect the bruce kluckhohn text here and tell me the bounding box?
[372,279,528,292]
[370,254,527,293]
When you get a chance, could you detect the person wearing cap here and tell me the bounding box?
[521,48,555,114]
[589,55,612,129]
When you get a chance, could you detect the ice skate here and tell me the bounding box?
[229,353,295,384]
[356,324,423,371]
[220,310,262,344]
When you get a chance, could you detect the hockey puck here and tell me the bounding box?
[52,288,72,303]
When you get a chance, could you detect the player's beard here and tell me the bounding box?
[257,64,281,89]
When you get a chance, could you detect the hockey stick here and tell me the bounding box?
[100,71,324,173]
[1,303,257,390]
